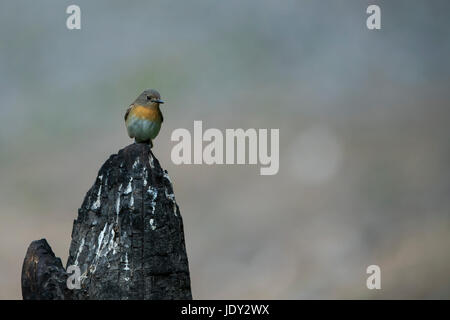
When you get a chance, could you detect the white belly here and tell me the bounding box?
[126,116,161,141]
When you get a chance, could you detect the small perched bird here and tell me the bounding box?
[124,89,164,147]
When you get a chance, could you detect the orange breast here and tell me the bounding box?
[131,105,161,122]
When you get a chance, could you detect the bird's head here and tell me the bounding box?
[134,89,164,107]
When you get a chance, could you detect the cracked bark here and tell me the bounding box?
[21,143,192,300]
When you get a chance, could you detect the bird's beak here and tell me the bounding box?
[152,99,164,104]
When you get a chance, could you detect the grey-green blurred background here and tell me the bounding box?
[1,0,449,299]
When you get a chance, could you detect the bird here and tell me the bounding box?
[124,89,164,147]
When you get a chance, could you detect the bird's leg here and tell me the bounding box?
[134,138,153,148]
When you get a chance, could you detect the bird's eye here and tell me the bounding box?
[146,95,151,100]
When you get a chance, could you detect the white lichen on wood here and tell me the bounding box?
[143,166,148,187]
[150,218,156,230]
[124,252,130,271]
[90,222,118,275]
[91,175,103,210]
[124,177,133,194]
[132,158,140,170]
[107,227,118,255]
[74,237,85,266]
[95,223,108,259]
[116,184,122,222]
[147,186,158,215]
[149,153,155,169]
[129,192,134,208]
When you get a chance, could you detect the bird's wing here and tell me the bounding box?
[160,110,164,123]
[124,104,133,122]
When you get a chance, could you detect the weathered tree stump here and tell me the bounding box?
[21,143,192,299]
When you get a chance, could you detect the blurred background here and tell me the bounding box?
[1,0,449,299]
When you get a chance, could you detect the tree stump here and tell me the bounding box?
[21,143,192,300]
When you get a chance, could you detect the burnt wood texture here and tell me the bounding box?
[21,143,192,300]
